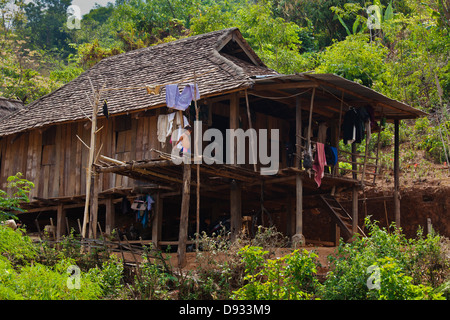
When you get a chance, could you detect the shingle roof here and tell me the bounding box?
[0,28,278,137]
[0,97,24,118]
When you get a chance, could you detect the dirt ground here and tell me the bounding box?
[114,245,337,275]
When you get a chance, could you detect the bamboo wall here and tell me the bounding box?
[0,104,291,201]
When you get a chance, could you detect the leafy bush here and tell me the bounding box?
[365,257,444,300]
[231,246,320,300]
[321,217,446,300]
[0,173,34,221]
[0,226,37,265]
[0,255,103,300]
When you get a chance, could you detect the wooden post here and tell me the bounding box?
[292,95,305,247]
[152,192,163,249]
[245,90,257,172]
[394,119,401,228]
[229,92,239,165]
[177,163,191,268]
[82,83,100,238]
[56,204,65,240]
[230,180,242,241]
[296,96,302,169]
[352,186,358,236]
[105,197,115,235]
[352,143,357,180]
[193,74,201,250]
[335,224,341,246]
[89,172,100,239]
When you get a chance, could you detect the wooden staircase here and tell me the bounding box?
[319,194,366,239]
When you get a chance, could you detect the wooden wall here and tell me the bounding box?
[0,112,162,200]
[0,103,291,201]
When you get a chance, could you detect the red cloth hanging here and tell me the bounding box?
[313,142,327,187]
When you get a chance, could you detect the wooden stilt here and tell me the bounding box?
[105,197,114,235]
[82,80,100,239]
[292,174,304,247]
[89,172,100,239]
[292,94,305,247]
[230,180,242,241]
[394,119,401,228]
[177,163,191,268]
[152,191,163,249]
[352,186,358,236]
[56,203,65,240]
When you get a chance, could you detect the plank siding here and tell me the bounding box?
[1,109,290,200]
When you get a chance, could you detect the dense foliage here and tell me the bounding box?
[1,0,449,163]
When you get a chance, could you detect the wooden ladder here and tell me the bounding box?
[319,194,366,239]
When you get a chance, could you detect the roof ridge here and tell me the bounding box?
[96,28,239,65]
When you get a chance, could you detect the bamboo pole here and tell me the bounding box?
[194,71,201,250]
[245,90,257,172]
[81,81,100,239]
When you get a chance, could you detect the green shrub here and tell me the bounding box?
[0,257,103,300]
[321,217,447,300]
[231,246,320,300]
[366,257,444,300]
[0,173,34,221]
[0,226,37,264]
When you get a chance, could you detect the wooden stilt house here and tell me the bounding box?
[0,28,426,266]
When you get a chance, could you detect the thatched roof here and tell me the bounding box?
[0,28,277,137]
[0,27,426,137]
[0,97,24,118]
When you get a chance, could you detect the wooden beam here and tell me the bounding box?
[177,164,191,268]
[97,159,174,173]
[252,82,318,91]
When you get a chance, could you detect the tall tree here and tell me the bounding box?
[22,0,74,56]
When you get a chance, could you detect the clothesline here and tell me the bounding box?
[98,68,219,92]
[248,88,312,100]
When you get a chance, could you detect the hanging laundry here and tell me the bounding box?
[146,85,161,95]
[102,99,110,119]
[342,108,365,144]
[165,84,200,111]
[147,195,155,211]
[325,145,338,166]
[313,142,327,187]
[166,112,189,138]
[157,114,169,145]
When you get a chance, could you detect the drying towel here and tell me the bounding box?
[165,84,200,111]
[313,142,327,187]
[157,114,169,144]
[166,112,189,138]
